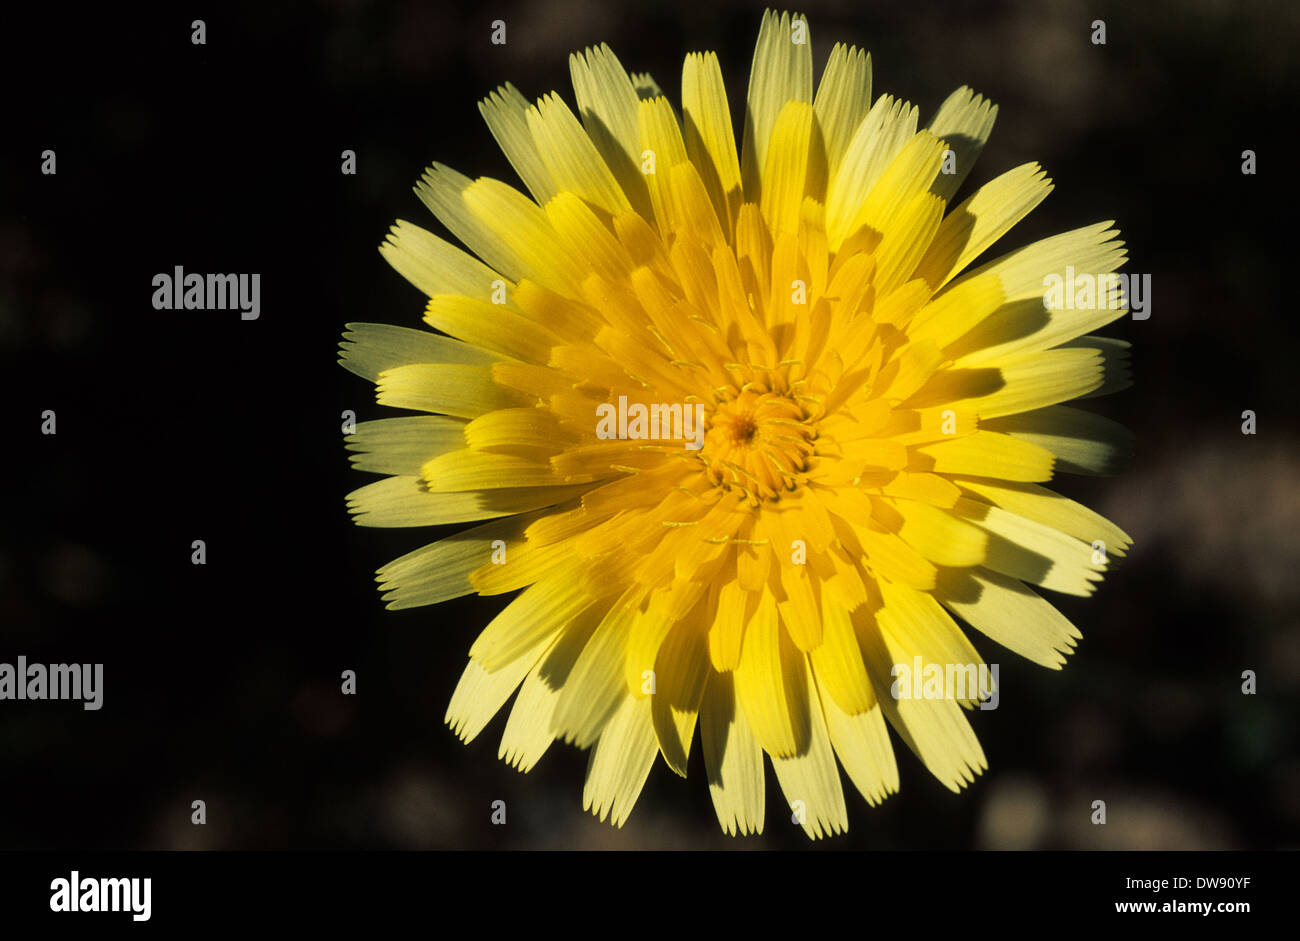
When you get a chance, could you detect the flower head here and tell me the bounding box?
[341,9,1133,838]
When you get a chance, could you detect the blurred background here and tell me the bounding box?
[1,0,1296,850]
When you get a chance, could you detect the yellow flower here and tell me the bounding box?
[341,9,1134,838]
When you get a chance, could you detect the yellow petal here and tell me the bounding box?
[709,576,751,671]
[422,449,566,492]
[912,430,1056,482]
[760,100,815,237]
[461,177,588,297]
[682,51,744,236]
[651,617,711,776]
[415,163,527,280]
[912,347,1105,419]
[463,407,573,458]
[809,580,874,714]
[734,593,809,757]
[638,95,690,235]
[882,497,989,567]
[423,294,561,363]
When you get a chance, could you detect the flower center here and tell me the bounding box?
[699,389,817,503]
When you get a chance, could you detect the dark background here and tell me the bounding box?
[1,0,1296,850]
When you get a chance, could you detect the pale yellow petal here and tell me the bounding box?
[469,561,606,668]
[552,590,640,748]
[950,220,1126,303]
[375,511,548,609]
[981,405,1134,475]
[825,94,918,249]
[375,363,529,418]
[700,671,766,836]
[954,478,1132,555]
[345,416,466,476]
[856,607,988,791]
[582,693,658,827]
[742,9,813,201]
[527,92,632,217]
[935,568,1082,669]
[952,497,1106,596]
[339,322,498,382]
[770,659,849,839]
[914,162,1052,290]
[925,86,998,203]
[478,83,557,204]
[823,697,898,806]
[347,476,586,528]
[912,430,1056,482]
[812,43,871,185]
[378,219,513,302]
[446,631,557,743]
[568,44,651,217]
[499,604,603,770]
